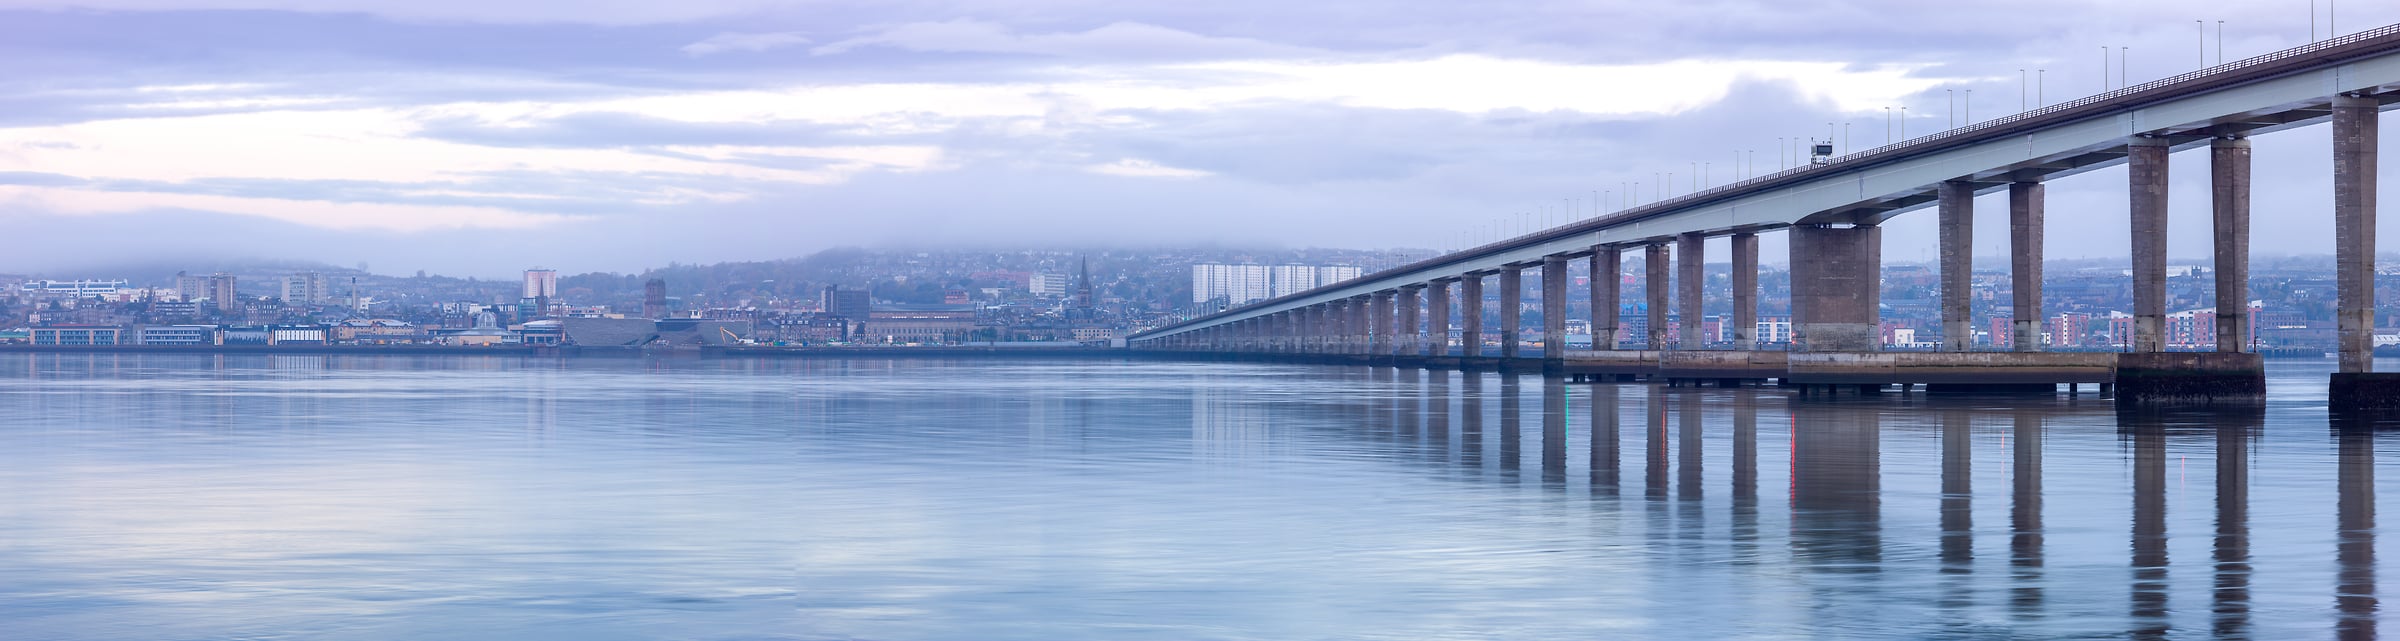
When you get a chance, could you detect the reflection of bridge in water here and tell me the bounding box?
[1136,25,2400,409]
[1196,367,2393,637]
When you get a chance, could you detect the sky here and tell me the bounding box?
[1,1,2397,278]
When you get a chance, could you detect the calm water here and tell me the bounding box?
[1,353,2396,640]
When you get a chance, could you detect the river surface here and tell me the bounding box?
[1,353,2396,640]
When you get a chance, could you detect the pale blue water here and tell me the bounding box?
[0,353,2394,639]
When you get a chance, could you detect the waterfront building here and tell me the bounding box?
[820,286,870,319]
[30,325,123,345]
[864,305,979,344]
[330,319,422,344]
[137,325,220,346]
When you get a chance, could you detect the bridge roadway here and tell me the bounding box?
[1131,24,2400,407]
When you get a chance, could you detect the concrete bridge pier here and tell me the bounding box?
[1677,232,1705,350]
[2328,93,2400,408]
[1789,224,1881,352]
[1428,280,1453,359]
[1397,285,1422,360]
[1646,243,1670,349]
[1459,274,1485,361]
[2010,181,2045,352]
[1323,300,1345,358]
[2213,136,2251,355]
[1369,291,1393,360]
[1276,307,1293,355]
[1592,245,1621,351]
[1542,256,1568,364]
[2129,135,2170,354]
[1349,295,1371,359]
[1731,232,1758,351]
[1938,180,1974,352]
[1499,267,1523,360]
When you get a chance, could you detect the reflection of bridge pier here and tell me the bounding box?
[2010,406,2044,617]
[1459,372,1484,475]
[1644,385,1668,502]
[1589,384,1620,497]
[2336,424,2377,641]
[2212,416,2254,639]
[1790,401,1879,569]
[1499,374,1522,481]
[1424,369,1451,470]
[1938,409,1972,611]
[1730,392,1758,561]
[1541,377,1567,489]
[2128,421,2169,640]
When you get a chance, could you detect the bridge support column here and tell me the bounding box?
[1790,224,1882,352]
[1460,274,1484,358]
[1500,267,1524,359]
[2011,181,2045,352]
[2130,135,2170,353]
[1370,291,1394,356]
[2212,135,2251,354]
[1646,243,1670,349]
[2335,94,2377,375]
[1428,280,1452,357]
[1397,285,1422,356]
[1350,296,1372,356]
[1542,256,1568,359]
[1732,232,1759,350]
[1324,304,1344,357]
[1322,301,1343,355]
[1282,311,1299,354]
[1678,232,1706,349]
[1293,306,1312,354]
[1938,180,1974,351]
[1591,246,1621,350]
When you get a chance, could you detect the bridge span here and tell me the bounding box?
[1130,24,2400,408]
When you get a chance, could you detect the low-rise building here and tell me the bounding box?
[138,325,220,346]
[864,306,979,344]
[31,325,124,345]
[331,319,422,344]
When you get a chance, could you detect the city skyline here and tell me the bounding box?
[5,2,2400,274]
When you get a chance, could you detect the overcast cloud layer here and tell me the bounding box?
[1,0,2397,277]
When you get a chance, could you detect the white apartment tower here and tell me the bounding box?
[523,268,559,299]
[282,272,330,306]
[1192,263,1365,305]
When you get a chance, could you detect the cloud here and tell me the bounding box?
[681,31,810,57]
[0,184,577,231]
[811,20,1314,60]
[1086,159,1208,179]
[0,0,785,25]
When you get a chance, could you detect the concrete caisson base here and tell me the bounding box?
[1924,383,2059,395]
[2113,352,2265,406]
[2329,373,2400,410]
[1496,358,1547,374]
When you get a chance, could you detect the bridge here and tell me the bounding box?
[1130,24,2400,408]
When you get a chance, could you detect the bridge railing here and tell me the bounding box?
[1544,22,2400,243]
